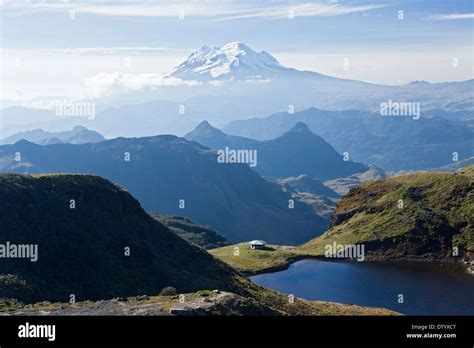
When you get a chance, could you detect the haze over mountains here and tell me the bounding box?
[225,108,474,171]
[185,121,367,179]
[0,126,105,145]
[0,135,327,244]
[1,42,472,139]
[0,42,471,244]
[164,42,473,112]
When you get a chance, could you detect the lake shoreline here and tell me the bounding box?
[244,254,473,277]
[249,258,474,315]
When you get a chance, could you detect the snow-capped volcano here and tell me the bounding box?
[166,42,295,81]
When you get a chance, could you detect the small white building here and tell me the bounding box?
[249,240,266,250]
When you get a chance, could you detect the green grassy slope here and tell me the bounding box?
[301,169,473,258]
[212,167,474,273]
[210,243,298,275]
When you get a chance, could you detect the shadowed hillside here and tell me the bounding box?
[0,174,239,303]
[0,135,326,244]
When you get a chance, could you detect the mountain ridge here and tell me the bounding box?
[0,126,105,145]
[224,107,474,170]
[186,120,368,179]
[0,134,326,244]
[1,42,473,139]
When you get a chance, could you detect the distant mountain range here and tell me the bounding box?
[165,42,473,114]
[0,135,327,244]
[1,42,472,139]
[0,126,105,145]
[224,107,474,171]
[185,121,367,179]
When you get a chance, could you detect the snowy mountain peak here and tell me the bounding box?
[166,42,288,81]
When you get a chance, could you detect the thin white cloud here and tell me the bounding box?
[2,1,386,19]
[83,72,200,98]
[426,13,474,21]
[2,1,259,17]
[76,3,249,18]
[5,47,193,56]
[217,2,386,20]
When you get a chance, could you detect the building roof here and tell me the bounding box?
[249,240,266,246]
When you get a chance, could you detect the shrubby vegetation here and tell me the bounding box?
[213,167,474,273]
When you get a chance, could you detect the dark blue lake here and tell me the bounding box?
[250,259,474,315]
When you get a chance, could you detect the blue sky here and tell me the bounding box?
[1,0,473,101]
[2,0,473,49]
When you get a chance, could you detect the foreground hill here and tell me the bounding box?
[0,135,325,244]
[3,286,396,316]
[212,168,474,274]
[0,174,241,303]
[0,174,395,316]
[186,121,367,179]
[302,168,474,258]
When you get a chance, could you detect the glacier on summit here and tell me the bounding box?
[165,42,313,81]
